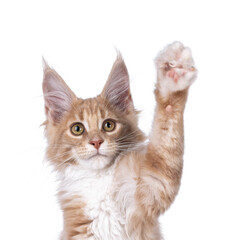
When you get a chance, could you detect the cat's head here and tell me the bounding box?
[42,55,145,171]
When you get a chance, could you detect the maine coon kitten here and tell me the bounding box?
[42,42,197,240]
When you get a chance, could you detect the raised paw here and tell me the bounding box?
[155,42,198,97]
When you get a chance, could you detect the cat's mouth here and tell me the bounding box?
[88,153,108,160]
[72,146,114,170]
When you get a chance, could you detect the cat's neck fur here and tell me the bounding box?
[58,155,130,239]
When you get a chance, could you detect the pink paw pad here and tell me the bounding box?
[167,68,188,83]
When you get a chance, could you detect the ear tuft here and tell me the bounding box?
[101,54,133,112]
[42,57,50,72]
[42,60,76,123]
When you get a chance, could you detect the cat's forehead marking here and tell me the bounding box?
[73,98,111,131]
[99,107,106,119]
[78,108,84,121]
[78,98,109,120]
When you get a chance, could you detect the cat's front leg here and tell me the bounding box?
[127,42,197,239]
[137,42,198,214]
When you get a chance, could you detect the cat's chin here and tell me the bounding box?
[77,154,114,171]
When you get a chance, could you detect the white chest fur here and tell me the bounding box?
[58,164,129,239]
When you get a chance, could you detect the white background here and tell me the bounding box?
[0,1,239,239]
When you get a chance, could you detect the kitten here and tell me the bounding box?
[42,42,197,240]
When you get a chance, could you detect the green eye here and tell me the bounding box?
[103,119,116,132]
[70,123,84,136]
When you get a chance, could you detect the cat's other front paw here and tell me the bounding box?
[155,42,198,97]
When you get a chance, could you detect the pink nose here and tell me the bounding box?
[89,139,104,150]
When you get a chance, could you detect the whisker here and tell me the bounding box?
[115,130,141,141]
[46,150,73,161]
[48,143,76,147]
[116,135,143,144]
[55,157,75,169]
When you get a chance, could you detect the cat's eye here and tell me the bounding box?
[70,122,84,136]
[103,119,116,132]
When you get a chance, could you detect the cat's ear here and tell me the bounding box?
[42,58,77,123]
[101,54,133,112]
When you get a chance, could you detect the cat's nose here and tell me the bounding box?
[89,139,104,150]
